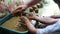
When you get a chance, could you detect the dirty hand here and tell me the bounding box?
[26,13,38,20]
[20,16,30,24]
[12,4,27,15]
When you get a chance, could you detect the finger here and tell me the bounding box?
[26,14,29,16]
[16,6,22,10]
[12,9,20,14]
[27,13,33,16]
[20,16,26,19]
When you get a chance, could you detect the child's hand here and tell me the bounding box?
[12,5,27,15]
[20,16,30,24]
[26,14,38,20]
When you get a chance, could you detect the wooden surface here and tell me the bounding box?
[2,16,27,32]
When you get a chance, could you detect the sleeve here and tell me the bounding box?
[37,19,60,34]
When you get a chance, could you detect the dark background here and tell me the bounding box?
[54,0,60,8]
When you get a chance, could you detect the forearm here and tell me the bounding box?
[25,21,37,34]
[35,17,58,24]
[26,0,41,7]
[51,15,60,19]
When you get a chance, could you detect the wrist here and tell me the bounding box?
[25,20,30,24]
